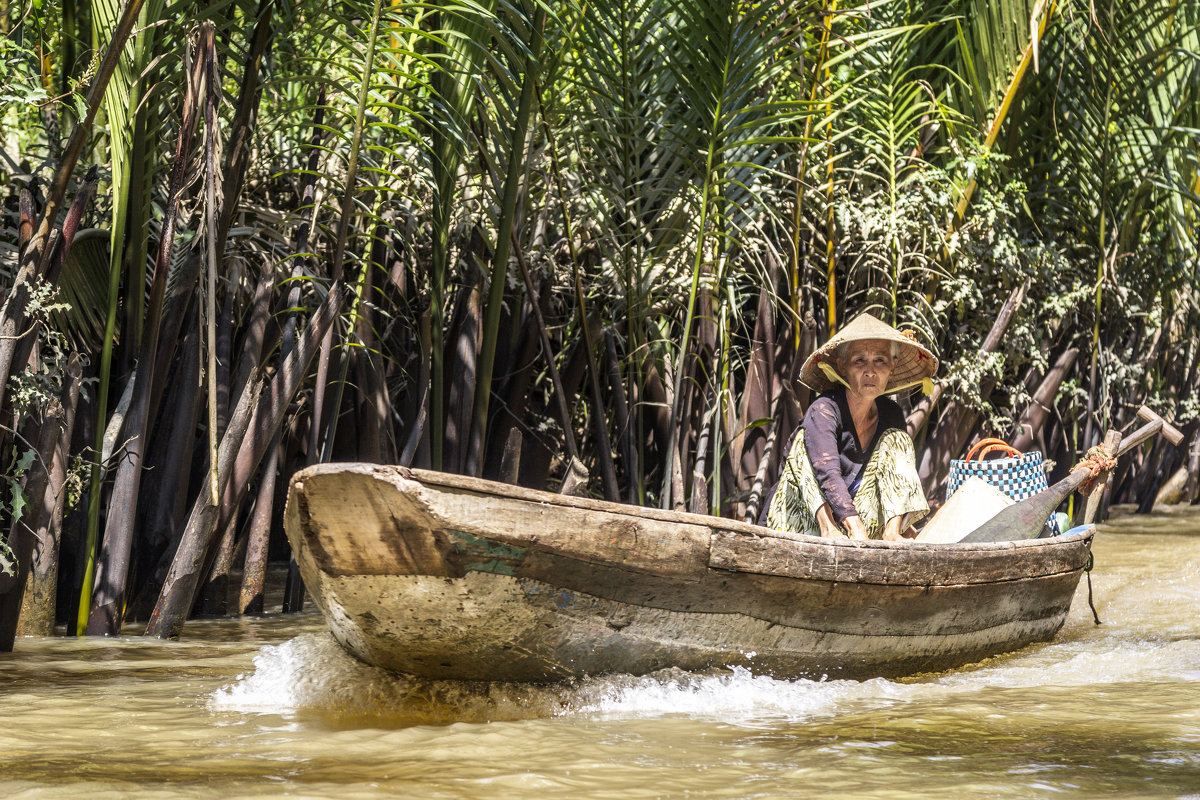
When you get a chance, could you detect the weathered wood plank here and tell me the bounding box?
[499,547,1079,637]
[708,530,1090,585]
[297,465,712,579]
[312,570,1077,681]
[289,472,451,578]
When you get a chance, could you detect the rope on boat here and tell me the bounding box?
[1084,551,1102,625]
[1072,446,1118,495]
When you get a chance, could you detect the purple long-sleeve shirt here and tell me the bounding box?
[799,388,906,524]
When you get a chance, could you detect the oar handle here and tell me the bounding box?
[1114,419,1164,458]
[1131,405,1184,446]
[1062,407,1180,492]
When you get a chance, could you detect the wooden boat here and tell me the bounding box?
[284,463,1096,682]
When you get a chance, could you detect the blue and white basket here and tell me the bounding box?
[948,439,1062,535]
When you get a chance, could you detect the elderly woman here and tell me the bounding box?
[765,313,937,540]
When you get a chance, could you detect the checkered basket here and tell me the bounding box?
[947,438,1062,535]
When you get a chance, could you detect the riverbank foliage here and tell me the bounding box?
[1,0,1198,637]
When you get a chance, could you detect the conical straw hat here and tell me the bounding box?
[800,312,938,394]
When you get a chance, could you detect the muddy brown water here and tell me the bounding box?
[3,508,1199,799]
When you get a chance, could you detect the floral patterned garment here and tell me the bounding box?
[766,427,929,539]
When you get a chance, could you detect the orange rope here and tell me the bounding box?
[1072,445,1118,494]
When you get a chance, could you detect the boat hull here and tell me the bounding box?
[285,464,1094,682]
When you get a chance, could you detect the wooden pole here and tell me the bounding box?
[1081,429,1123,525]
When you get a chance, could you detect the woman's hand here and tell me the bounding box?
[843,515,870,540]
[816,504,845,538]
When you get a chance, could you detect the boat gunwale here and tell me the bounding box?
[292,462,1095,558]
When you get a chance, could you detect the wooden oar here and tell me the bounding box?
[959,407,1184,543]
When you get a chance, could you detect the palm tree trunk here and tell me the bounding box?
[199,263,277,615]
[87,28,212,634]
[127,318,203,620]
[732,285,776,503]
[464,5,547,477]
[605,330,638,504]
[1011,347,1080,452]
[308,0,386,465]
[446,249,486,473]
[400,303,432,467]
[352,226,392,463]
[16,354,83,635]
[238,434,280,615]
[146,282,344,639]
[909,281,1026,442]
[0,386,64,650]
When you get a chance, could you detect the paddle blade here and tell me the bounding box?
[957,470,1085,543]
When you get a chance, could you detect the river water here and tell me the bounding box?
[3,508,1199,799]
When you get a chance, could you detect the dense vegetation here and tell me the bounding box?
[1,0,1197,644]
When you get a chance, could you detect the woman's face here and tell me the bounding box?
[839,339,894,401]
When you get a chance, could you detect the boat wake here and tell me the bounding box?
[208,632,902,724]
[210,622,1200,726]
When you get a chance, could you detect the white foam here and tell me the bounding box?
[211,633,589,722]
[211,618,1200,725]
[570,667,905,722]
[211,636,915,724]
[211,633,350,712]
